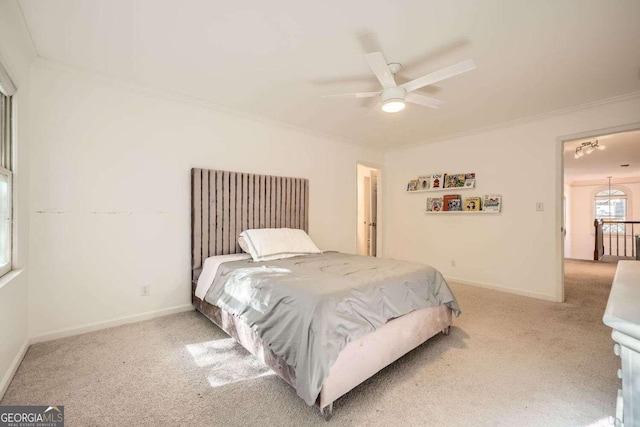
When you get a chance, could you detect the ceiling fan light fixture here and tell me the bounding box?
[381,86,407,113]
[382,99,405,113]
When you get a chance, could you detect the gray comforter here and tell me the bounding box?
[204,252,460,405]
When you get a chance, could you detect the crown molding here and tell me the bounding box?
[29,57,640,156]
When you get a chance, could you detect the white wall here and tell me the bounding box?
[567,178,640,260]
[0,0,36,398]
[28,61,383,339]
[383,94,640,302]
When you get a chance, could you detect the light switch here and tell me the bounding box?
[536,202,544,212]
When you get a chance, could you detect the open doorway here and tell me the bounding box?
[357,164,380,256]
[561,126,640,300]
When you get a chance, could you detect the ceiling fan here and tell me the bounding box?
[323,52,476,113]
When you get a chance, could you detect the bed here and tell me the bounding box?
[191,168,459,419]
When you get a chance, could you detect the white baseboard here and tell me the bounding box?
[0,337,29,401]
[445,276,561,302]
[30,304,195,344]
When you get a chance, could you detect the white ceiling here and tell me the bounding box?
[18,0,640,149]
[564,130,640,183]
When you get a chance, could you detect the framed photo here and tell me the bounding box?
[483,194,502,212]
[431,173,444,189]
[407,180,418,192]
[464,173,476,188]
[464,197,481,211]
[444,173,466,188]
[418,176,430,190]
[427,197,443,211]
[442,194,460,211]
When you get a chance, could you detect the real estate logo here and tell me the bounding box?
[0,405,64,427]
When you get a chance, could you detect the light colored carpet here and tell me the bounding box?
[2,259,619,426]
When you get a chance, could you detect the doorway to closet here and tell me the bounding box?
[356,164,380,256]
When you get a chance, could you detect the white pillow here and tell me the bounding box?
[239,228,321,262]
[239,235,294,262]
[238,235,251,254]
[239,235,299,262]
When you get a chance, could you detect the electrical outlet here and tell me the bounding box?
[450,260,456,268]
[141,285,150,297]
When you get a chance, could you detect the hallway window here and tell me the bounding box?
[595,188,627,234]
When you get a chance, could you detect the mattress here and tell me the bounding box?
[201,252,460,405]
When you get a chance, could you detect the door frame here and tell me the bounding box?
[356,161,382,256]
[555,121,640,302]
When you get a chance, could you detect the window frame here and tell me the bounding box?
[0,60,15,279]
[592,185,632,235]
[0,166,11,277]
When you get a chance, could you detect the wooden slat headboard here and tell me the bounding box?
[191,168,309,273]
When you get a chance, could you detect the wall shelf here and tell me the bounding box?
[407,186,475,194]
[424,210,500,214]
[407,173,502,212]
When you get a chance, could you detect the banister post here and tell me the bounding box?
[594,219,599,260]
[594,219,604,261]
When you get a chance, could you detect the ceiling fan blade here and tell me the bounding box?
[401,59,476,93]
[365,52,397,89]
[405,93,444,109]
[322,92,379,99]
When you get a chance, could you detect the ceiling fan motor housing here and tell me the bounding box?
[381,86,407,103]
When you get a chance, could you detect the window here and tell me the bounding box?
[0,63,13,277]
[595,188,627,234]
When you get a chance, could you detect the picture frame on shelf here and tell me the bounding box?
[431,173,444,189]
[427,197,443,212]
[407,180,418,192]
[443,194,461,211]
[464,197,481,211]
[418,176,430,190]
[464,173,476,188]
[483,194,502,212]
[444,173,466,188]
